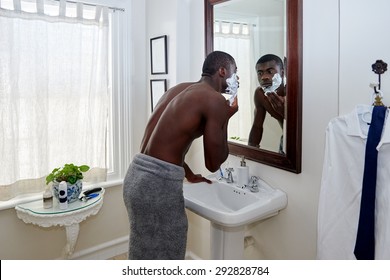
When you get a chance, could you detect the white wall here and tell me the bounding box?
[339,0,390,114]
[144,0,203,101]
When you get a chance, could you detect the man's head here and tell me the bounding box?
[256,54,284,89]
[202,51,237,78]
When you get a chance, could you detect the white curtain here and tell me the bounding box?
[0,0,109,200]
[214,20,257,142]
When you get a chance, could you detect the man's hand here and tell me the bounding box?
[227,96,239,118]
[184,162,212,184]
[186,173,212,184]
[267,92,285,119]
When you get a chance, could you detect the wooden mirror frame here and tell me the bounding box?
[205,0,302,173]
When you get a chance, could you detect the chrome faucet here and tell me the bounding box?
[249,176,259,192]
[225,168,234,183]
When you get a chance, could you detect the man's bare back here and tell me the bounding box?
[140,82,195,153]
[141,81,236,172]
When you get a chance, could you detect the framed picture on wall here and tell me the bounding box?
[150,79,167,111]
[150,35,168,74]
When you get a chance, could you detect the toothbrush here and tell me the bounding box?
[219,167,224,180]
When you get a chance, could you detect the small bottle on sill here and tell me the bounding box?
[43,187,53,209]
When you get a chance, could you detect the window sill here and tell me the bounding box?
[0,179,123,211]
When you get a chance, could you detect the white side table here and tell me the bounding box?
[15,189,104,259]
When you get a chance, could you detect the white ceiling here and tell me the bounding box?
[215,0,284,19]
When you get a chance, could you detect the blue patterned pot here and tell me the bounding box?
[53,180,83,203]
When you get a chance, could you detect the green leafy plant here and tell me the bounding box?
[46,163,90,185]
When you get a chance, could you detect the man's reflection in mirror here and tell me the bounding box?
[248,54,285,153]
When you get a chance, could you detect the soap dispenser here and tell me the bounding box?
[237,156,249,187]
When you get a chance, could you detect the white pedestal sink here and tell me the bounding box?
[183,177,287,259]
[210,223,246,259]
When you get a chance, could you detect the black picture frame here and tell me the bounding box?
[150,35,168,74]
[150,79,167,111]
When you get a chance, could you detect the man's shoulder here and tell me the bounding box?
[170,82,195,92]
[182,82,218,96]
[176,81,196,87]
[254,86,264,93]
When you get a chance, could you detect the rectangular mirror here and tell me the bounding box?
[205,0,302,173]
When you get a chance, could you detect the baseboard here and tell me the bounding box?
[69,235,202,260]
[185,250,203,260]
[70,235,129,260]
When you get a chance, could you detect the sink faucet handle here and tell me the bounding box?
[250,176,259,184]
[249,176,259,192]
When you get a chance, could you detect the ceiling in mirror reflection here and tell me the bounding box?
[213,0,286,153]
[214,0,284,18]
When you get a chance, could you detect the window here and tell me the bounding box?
[0,0,130,202]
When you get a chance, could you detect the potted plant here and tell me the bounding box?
[46,163,90,203]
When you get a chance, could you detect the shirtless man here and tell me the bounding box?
[248,54,285,151]
[140,82,207,183]
[123,51,239,259]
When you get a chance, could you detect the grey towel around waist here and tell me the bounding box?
[123,153,187,259]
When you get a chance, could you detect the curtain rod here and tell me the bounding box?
[53,0,125,12]
[215,20,256,27]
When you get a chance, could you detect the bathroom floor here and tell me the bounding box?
[109,253,128,260]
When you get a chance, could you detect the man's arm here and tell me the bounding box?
[248,89,266,147]
[203,96,238,172]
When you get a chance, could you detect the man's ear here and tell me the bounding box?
[218,67,227,77]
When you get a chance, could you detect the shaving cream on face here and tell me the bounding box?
[262,73,282,95]
[225,73,239,106]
